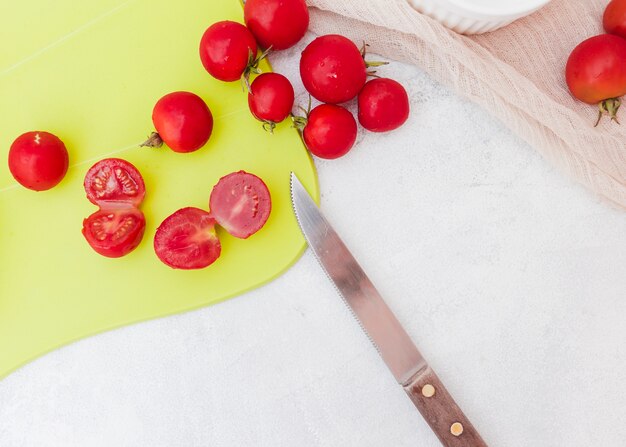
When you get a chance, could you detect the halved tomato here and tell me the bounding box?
[153,207,222,270]
[84,158,146,207]
[208,171,271,239]
[82,208,146,258]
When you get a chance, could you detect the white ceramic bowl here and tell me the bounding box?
[407,0,552,34]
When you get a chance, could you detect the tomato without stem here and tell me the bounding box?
[144,91,213,153]
[83,158,147,258]
[300,35,368,104]
[244,0,309,50]
[84,158,145,207]
[209,171,271,239]
[565,34,626,124]
[82,208,146,258]
[297,104,357,159]
[154,207,221,270]
[199,21,258,82]
[604,0,626,39]
[8,131,68,191]
[358,78,410,132]
[248,73,295,131]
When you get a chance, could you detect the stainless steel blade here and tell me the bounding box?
[290,173,426,385]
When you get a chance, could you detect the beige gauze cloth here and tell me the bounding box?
[307,0,626,209]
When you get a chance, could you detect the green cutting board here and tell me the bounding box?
[0,0,318,379]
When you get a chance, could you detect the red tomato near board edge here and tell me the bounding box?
[565,34,626,124]
[300,35,384,104]
[244,0,309,50]
[604,0,626,39]
[154,207,222,270]
[296,104,357,159]
[8,131,69,191]
[358,78,410,132]
[199,21,258,82]
[82,208,146,258]
[84,158,145,207]
[82,158,147,258]
[209,171,272,239]
[143,91,213,153]
[248,73,295,131]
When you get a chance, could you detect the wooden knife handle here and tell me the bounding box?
[403,365,487,447]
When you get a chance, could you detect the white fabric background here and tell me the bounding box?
[1,34,625,446]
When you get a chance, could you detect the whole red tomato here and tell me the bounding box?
[146,91,213,153]
[604,0,626,38]
[8,131,69,191]
[358,78,410,132]
[248,73,295,131]
[199,21,258,82]
[300,35,367,104]
[244,0,309,50]
[299,104,357,159]
[565,34,626,124]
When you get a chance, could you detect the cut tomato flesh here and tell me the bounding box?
[84,158,146,207]
[82,208,146,258]
[209,171,271,239]
[153,207,221,270]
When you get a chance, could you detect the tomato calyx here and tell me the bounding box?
[242,46,272,92]
[596,97,621,127]
[360,42,389,77]
[291,95,312,131]
[140,131,164,149]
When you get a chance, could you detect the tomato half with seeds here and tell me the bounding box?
[82,208,146,258]
[84,158,145,207]
[209,171,271,239]
[154,207,222,270]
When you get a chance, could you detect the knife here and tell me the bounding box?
[290,173,487,447]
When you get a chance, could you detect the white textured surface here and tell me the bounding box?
[1,34,626,446]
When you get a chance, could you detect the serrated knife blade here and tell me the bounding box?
[290,173,487,447]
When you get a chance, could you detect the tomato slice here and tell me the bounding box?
[153,207,221,270]
[209,171,271,239]
[84,158,146,207]
[82,208,146,258]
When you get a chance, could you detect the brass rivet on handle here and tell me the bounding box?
[450,422,464,437]
[421,384,436,398]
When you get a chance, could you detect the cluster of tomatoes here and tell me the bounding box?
[197,0,410,159]
[6,0,411,268]
[566,0,626,126]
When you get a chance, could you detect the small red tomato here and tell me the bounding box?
[566,35,626,124]
[301,104,357,159]
[604,0,626,38]
[82,158,147,258]
[82,208,146,258]
[358,78,410,132]
[248,73,295,131]
[300,35,367,104]
[209,171,272,239]
[84,158,146,207]
[199,21,258,82]
[244,0,309,50]
[148,91,213,153]
[8,131,69,191]
[154,207,222,270]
